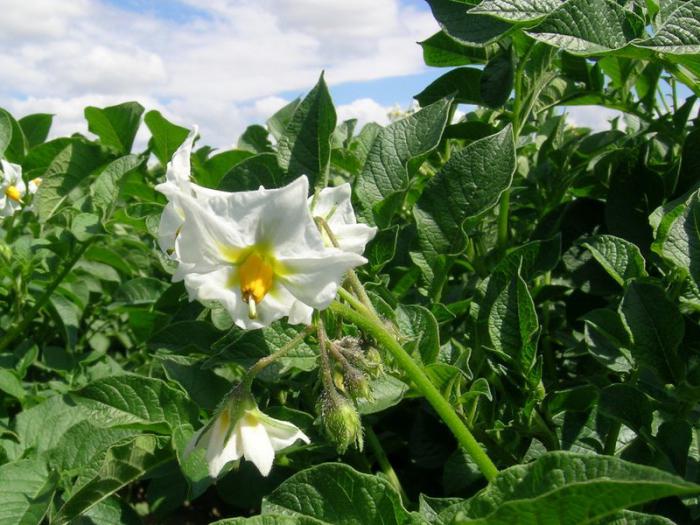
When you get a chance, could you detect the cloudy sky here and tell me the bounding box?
[0,0,623,149]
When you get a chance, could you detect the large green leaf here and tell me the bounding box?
[652,190,700,287]
[414,68,483,107]
[55,435,168,524]
[426,0,512,46]
[277,73,336,189]
[0,110,11,156]
[619,281,684,383]
[419,31,496,67]
[261,463,421,524]
[355,97,452,227]
[0,459,55,525]
[218,153,285,192]
[582,234,647,286]
[636,0,700,54]
[90,154,143,218]
[436,452,700,524]
[35,142,106,222]
[471,0,560,22]
[84,102,144,154]
[18,113,53,148]
[414,125,515,258]
[0,108,27,162]
[70,375,198,435]
[527,0,637,55]
[144,110,190,166]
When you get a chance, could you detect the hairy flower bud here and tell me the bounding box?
[321,393,363,454]
[343,367,372,401]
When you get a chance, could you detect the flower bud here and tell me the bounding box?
[343,367,372,401]
[321,393,363,453]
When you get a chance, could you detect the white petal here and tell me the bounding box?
[166,126,198,187]
[205,413,236,478]
[239,412,276,476]
[309,184,355,226]
[287,300,314,326]
[330,223,378,255]
[1,159,21,185]
[279,249,366,309]
[257,412,311,451]
[158,202,184,256]
[175,193,247,268]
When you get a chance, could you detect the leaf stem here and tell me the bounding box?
[365,425,410,504]
[242,325,315,389]
[0,239,93,353]
[329,300,499,482]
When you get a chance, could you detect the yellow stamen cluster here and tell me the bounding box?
[239,252,274,319]
[5,185,22,203]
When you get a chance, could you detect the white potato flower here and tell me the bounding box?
[308,183,377,254]
[172,175,366,329]
[154,126,229,258]
[0,160,26,217]
[187,400,310,478]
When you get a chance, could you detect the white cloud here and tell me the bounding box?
[337,98,392,128]
[563,106,625,131]
[0,0,438,148]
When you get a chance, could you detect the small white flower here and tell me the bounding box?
[0,160,26,217]
[187,402,310,478]
[172,175,366,329]
[28,177,42,195]
[309,183,377,254]
[154,126,228,258]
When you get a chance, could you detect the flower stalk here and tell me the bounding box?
[329,300,499,482]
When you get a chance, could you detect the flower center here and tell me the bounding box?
[239,252,274,318]
[5,185,22,203]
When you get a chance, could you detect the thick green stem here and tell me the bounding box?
[0,240,92,353]
[242,326,315,389]
[366,425,410,504]
[604,420,622,456]
[330,301,499,482]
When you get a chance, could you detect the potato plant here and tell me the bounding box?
[1,0,700,523]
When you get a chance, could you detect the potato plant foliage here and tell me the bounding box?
[2,1,700,524]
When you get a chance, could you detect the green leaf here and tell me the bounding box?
[18,113,53,148]
[356,375,409,415]
[35,142,105,222]
[414,68,483,107]
[420,31,498,66]
[218,153,285,192]
[144,110,190,166]
[395,304,440,364]
[0,459,55,525]
[90,154,143,217]
[599,384,652,434]
[277,73,336,189]
[72,496,142,525]
[261,463,419,524]
[527,0,637,55]
[619,281,684,383]
[414,125,515,259]
[0,369,26,401]
[595,511,676,524]
[583,308,634,373]
[0,110,11,157]
[238,124,273,153]
[71,213,102,242]
[635,0,700,54]
[582,234,647,286]
[480,51,514,107]
[487,269,539,376]
[355,97,452,227]
[113,277,168,306]
[161,356,230,411]
[0,108,27,162]
[55,435,167,524]
[267,98,301,141]
[214,516,322,525]
[85,102,144,154]
[652,190,700,288]
[471,0,561,22]
[70,375,198,435]
[437,452,700,524]
[150,320,223,354]
[426,0,512,46]
[194,149,253,188]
